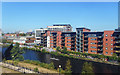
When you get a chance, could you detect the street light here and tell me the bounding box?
[59,65,61,75]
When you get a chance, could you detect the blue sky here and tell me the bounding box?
[2,2,118,33]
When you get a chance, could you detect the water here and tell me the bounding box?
[2,47,120,73]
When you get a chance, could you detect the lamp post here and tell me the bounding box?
[59,65,61,75]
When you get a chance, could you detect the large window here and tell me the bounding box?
[67,38,71,39]
[67,44,71,46]
[91,38,96,40]
[106,43,108,45]
[106,34,108,37]
[67,41,71,43]
[90,42,96,44]
[91,50,96,52]
[106,47,108,50]
[106,52,108,54]
[91,46,96,49]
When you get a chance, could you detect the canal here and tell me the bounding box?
[1,47,120,74]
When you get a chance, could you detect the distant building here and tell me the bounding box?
[47,24,72,32]
[13,36,36,45]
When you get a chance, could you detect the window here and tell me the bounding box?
[106,43,108,45]
[67,44,71,46]
[67,41,71,43]
[91,38,96,40]
[111,44,113,45]
[91,46,96,49]
[111,48,113,50]
[111,35,112,37]
[111,39,113,41]
[111,52,113,54]
[91,42,96,44]
[106,52,108,54]
[67,38,71,39]
[106,34,108,37]
[106,39,108,41]
[67,48,70,50]
[106,47,108,50]
[91,50,96,52]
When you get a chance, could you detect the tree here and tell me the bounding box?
[81,62,94,75]
[10,43,25,61]
[65,59,72,74]
[56,46,60,52]
[2,39,7,43]
[39,46,43,49]
[34,67,39,72]
[118,57,120,62]
[34,45,38,48]
[63,47,67,54]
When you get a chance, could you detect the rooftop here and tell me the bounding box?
[53,24,71,26]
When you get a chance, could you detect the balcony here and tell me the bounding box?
[84,48,88,51]
[71,36,76,38]
[98,40,103,42]
[98,45,103,47]
[114,37,120,40]
[84,40,88,42]
[114,50,120,53]
[115,46,120,48]
[98,49,103,51]
[53,39,56,41]
[98,36,103,38]
[71,43,75,45]
[84,36,88,38]
[115,41,120,44]
[84,44,88,46]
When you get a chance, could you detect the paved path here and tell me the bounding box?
[0,62,39,73]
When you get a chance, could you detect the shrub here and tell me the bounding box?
[34,67,39,72]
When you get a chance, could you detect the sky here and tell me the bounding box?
[2,2,118,33]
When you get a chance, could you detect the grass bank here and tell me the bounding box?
[5,60,58,73]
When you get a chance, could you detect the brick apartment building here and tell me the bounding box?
[40,30,76,51]
[83,31,120,56]
[35,24,120,56]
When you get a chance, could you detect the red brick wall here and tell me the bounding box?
[65,37,71,51]
[56,31,62,47]
[103,31,114,56]
[88,37,98,54]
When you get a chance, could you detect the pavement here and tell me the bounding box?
[0,62,39,73]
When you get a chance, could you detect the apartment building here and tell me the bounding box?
[83,32,104,54]
[35,24,72,44]
[35,24,120,56]
[35,28,48,44]
[39,30,76,51]
[103,31,114,56]
[82,31,120,56]
[113,31,120,56]
[76,28,90,52]
[61,32,76,51]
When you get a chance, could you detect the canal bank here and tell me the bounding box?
[2,47,120,74]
